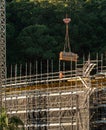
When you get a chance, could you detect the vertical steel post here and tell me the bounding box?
[0,0,6,108]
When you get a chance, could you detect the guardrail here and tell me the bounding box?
[2,70,77,87]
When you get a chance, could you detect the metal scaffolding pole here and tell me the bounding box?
[0,0,6,108]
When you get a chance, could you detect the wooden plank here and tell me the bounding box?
[59,52,78,62]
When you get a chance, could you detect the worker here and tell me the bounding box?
[59,71,64,79]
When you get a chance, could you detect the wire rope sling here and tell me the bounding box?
[59,14,78,62]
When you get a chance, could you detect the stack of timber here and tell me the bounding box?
[59,51,78,62]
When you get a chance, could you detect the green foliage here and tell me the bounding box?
[16,24,58,60]
[6,0,106,65]
[0,108,8,130]
[0,108,25,130]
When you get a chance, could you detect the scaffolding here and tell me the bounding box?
[0,0,6,108]
[2,54,106,130]
[0,0,105,129]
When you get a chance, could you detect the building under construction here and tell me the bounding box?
[2,55,106,130]
[0,1,106,129]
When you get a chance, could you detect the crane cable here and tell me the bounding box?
[59,0,78,62]
[63,0,71,52]
[63,14,71,52]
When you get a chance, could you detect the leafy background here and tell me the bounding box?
[6,0,106,65]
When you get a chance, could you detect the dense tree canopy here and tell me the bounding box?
[6,0,106,65]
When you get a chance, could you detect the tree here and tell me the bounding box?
[16,24,58,61]
[6,0,106,66]
[0,108,25,130]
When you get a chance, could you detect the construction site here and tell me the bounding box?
[2,56,106,130]
[0,0,106,130]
